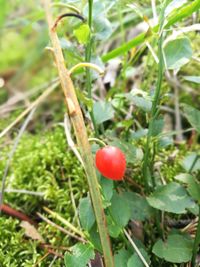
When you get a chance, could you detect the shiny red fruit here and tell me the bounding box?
[95,146,126,180]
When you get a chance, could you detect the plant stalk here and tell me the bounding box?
[43,1,114,266]
[85,0,98,136]
[191,206,200,267]
[142,0,167,192]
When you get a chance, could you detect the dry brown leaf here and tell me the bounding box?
[20,221,45,243]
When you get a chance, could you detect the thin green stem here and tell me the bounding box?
[191,206,200,267]
[142,0,167,192]
[189,155,200,173]
[85,0,98,136]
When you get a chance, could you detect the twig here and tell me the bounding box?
[4,188,44,196]
[0,107,36,209]
[37,212,86,243]
[43,1,114,266]
[0,81,58,139]
[1,203,36,225]
[48,255,57,267]
[43,206,85,239]
[63,113,84,167]
[124,229,150,267]
[68,176,81,228]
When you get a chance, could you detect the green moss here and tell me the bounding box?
[0,127,87,216]
[0,216,65,266]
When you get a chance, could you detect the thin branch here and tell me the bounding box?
[0,107,36,209]
[43,206,85,239]
[0,81,58,139]
[63,113,84,167]
[124,229,150,267]
[37,212,86,243]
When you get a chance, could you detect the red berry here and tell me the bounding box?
[95,146,126,180]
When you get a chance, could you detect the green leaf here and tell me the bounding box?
[109,192,131,227]
[175,173,200,203]
[152,118,164,136]
[175,173,193,183]
[127,249,150,267]
[83,1,113,41]
[93,17,113,41]
[93,101,114,124]
[73,24,90,44]
[100,177,114,202]
[181,153,200,172]
[164,37,192,69]
[131,129,148,140]
[147,182,195,214]
[107,215,121,238]
[89,224,102,253]
[114,248,131,267]
[64,243,95,267]
[182,104,200,133]
[79,196,95,231]
[122,192,153,221]
[126,94,152,112]
[183,76,200,84]
[153,234,193,263]
[158,136,173,148]
[109,139,137,163]
[187,180,200,203]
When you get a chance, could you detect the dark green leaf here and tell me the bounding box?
[127,249,150,267]
[175,173,200,203]
[122,192,153,221]
[93,17,113,41]
[107,215,121,238]
[100,177,114,202]
[79,196,95,231]
[93,101,114,124]
[126,94,152,112]
[89,224,102,253]
[181,153,200,172]
[131,129,148,140]
[152,118,164,136]
[164,37,192,69]
[147,182,195,214]
[109,192,131,227]
[153,234,193,263]
[182,104,200,133]
[64,243,95,267]
[114,248,131,267]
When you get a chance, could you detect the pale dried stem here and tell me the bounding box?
[43,1,114,266]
